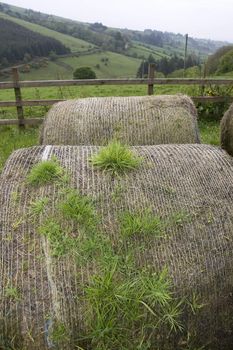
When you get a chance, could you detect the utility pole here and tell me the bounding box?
[141,59,145,78]
[183,33,188,77]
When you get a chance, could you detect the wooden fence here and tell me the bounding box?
[0,65,233,127]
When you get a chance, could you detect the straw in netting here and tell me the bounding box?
[0,144,233,349]
[40,95,200,145]
[221,102,233,156]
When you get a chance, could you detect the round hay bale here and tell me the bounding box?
[221,103,233,156]
[40,95,200,145]
[0,144,233,349]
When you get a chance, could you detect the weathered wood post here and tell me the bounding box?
[12,67,25,129]
[200,62,207,96]
[148,63,155,95]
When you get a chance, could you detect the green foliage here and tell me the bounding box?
[73,66,96,79]
[197,85,232,120]
[48,50,58,61]
[0,17,70,66]
[170,210,191,227]
[38,219,74,257]
[217,48,233,73]
[59,189,97,230]
[50,322,70,344]
[137,53,200,77]
[168,65,201,78]
[120,210,164,237]
[0,126,38,172]
[198,119,220,145]
[205,45,233,75]
[0,11,92,53]
[90,141,142,175]
[187,293,206,315]
[82,263,183,349]
[29,197,49,217]
[27,157,67,186]
[4,286,21,300]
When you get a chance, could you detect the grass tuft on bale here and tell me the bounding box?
[120,210,164,238]
[38,219,73,257]
[90,140,142,175]
[27,157,67,186]
[59,189,97,230]
[82,263,184,350]
[29,197,49,217]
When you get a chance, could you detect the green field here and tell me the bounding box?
[16,51,141,80]
[127,42,169,60]
[0,12,93,52]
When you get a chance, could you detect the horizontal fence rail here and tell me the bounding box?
[0,99,65,107]
[1,96,233,109]
[0,66,233,127]
[1,78,233,90]
[0,118,44,125]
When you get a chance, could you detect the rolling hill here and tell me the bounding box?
[0,1,231,79]
[0,11,94,53]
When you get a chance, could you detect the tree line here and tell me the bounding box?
[137,53,200,77]
[0,17,70,67]
[205,45,233,75]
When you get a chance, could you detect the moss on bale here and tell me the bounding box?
[221,103,233,156]
[0,144,233,349]
[40,95,200,146]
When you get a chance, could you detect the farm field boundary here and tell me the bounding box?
[0,66,233,127]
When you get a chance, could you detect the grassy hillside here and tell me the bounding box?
[1,1,229,59]
[127,42,169,60]
[0,1,231,81]
[0,12,93,52]
[11,51,140,80]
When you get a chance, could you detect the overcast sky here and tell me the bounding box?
[3,0,233,42]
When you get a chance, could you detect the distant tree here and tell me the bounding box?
[0,57,9,67]
[137,54,156,77]
[73,67,97,79]
[137,53,200,77]
[49,50,58,61]
[205,45,233,75]
[90,22,107,32]
[217,49,233,73]
[23,53,31,63]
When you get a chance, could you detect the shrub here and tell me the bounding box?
[73,66,96,79]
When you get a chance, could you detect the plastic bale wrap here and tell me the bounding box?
[221,103,233,156]
[0,144,233,349]
[40,95,200,146]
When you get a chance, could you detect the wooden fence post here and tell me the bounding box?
[12,67,25,128]
[148,63,155,95]
[200,62,207,96]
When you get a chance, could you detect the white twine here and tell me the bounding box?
[41,145,52,161]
